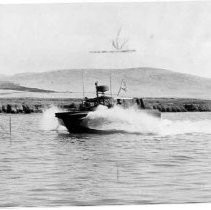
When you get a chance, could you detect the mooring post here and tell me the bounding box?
[116,162,119,182]
[9,116,12,136]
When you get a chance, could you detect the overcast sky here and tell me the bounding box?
[1,2,211,78]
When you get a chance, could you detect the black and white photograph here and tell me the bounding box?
[0,0,211,207]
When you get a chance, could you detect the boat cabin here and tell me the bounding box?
[78,82,146,111]
[79,82,114,111]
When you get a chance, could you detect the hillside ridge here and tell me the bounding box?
[1,67,211,99]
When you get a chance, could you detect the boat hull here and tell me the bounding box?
[55,109,161,133]
[55,111,91,133]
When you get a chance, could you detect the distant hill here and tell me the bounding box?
[0,81,55,93]
[2,68,211,99]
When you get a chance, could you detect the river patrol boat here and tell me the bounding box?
[55,82,160,133]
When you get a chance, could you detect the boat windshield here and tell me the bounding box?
[80,96,114,110]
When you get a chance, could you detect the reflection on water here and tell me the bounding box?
[0,112,211,206]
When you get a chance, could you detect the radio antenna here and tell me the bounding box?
[82,70,85,98]
[110,70,112,97]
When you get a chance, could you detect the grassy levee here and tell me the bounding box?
[144,98,211,112]
[0,97,211,114]
[0,98,81,114]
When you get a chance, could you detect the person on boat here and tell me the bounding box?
[136,98,145,109]
[117,99,122,105]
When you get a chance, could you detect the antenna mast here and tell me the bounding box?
[110,70,112,97]
[82,70,85,98]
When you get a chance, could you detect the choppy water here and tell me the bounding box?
[0,109,211,206]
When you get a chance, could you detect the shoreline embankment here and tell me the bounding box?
[0,97,211,114]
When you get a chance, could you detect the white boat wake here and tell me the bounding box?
[40,105,211,135]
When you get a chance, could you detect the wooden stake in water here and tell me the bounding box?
[116,162,119,182]
[9,116,11,136]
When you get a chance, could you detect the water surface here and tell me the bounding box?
[0,112,211,206]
